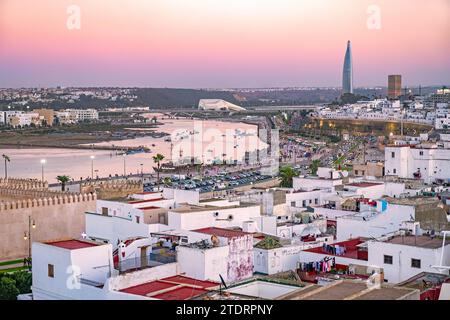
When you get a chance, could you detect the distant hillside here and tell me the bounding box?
[133,88,240,108]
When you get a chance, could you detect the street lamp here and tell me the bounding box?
[40,159,46,182]
[24,216,36,268]
[90,155,95,179]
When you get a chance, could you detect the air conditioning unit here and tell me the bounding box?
[213,212,219,217]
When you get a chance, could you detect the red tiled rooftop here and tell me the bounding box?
[119,275,218,300]
[139,206,162,210]
[194,227,252,239]
[120,281,175,296]
[128,198,164,204]
[303,238,368,261]
[152,287,208,300]
[162,275,218,289]
[46,239,99,250]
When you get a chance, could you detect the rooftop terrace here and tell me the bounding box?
[119,275,219,300]
[46,239,100,250]
[384,235,450,249]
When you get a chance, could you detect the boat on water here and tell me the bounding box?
[126,148,148,155]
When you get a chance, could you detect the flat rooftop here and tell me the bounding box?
[119,275,218,300]
[46,239,99,250]
[285,281,418,300]
[385,196,440,207]
[170,203,253,214]
[303,238,368,261]
[397,272,450,292]
[384,235,450,249]
[345,182,383,188]
[194,227,252,239]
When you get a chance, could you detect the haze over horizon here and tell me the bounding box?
[1,0,449,88]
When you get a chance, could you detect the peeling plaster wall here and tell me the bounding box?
[227,235,254,282]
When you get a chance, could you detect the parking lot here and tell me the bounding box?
[144,170,273,193]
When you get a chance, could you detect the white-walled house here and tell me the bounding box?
[167,202,262,231]
[31,238,221,300]
[367,235,450,284]
[385,144,450,184]
[292,167,347,191]
[336,199,415,241]
[253,234,334,275]
[177,227,254,283]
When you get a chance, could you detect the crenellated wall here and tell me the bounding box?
[0,178,49,191]
[81,180,142,200]
[0,184,97,261]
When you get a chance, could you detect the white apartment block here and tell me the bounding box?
[385,145,450,184]
[367,235,450,284]
[65,108,99,121]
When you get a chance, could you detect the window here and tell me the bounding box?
[302,200,306,207]
[291,201,296,207]
[419,151,424,156]
[136,216,140,224]
[48,264,54,278]
[315,198,318,205]
[384,255,393,264]
[411,258,421,268]
[101,207,108,216]
[391,152,395,158]
[355,170,359,175]
[393,169,397,174]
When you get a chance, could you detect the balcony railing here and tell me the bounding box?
[114,253,176,274]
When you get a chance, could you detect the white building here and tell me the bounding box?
[31,238,222,300]
[65,108,99,121]
[85,191,176,247]
[253,235,334,275]
[367,235,450,284]
[292,167,347,191]
[198,99,246,112]
[177,227,254,283]
[167,202,262,231]
[385,144,450,184]
[336,199,415,241]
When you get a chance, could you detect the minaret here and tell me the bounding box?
[342,40,353,94]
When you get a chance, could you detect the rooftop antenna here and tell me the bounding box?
[219,274,228,296]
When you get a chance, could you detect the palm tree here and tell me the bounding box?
[310,159,321,175]
[333,154,349,171]
[2,154,10,179]
[162,177,172,186]
[56,175,71,191]
[279,166,298,188]
[152,154,165,187]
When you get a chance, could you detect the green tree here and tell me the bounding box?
[9,271,32,294]
[56,175,71,191]
[333,155,345,171]
[152,154,165,188]
[310,159,321,175]
[0,277,20,300]
[162,177,172,186]
[279,166,298,188]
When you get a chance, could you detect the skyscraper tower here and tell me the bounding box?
[342,40,353,94]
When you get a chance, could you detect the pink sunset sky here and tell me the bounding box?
[0,0,449,88]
